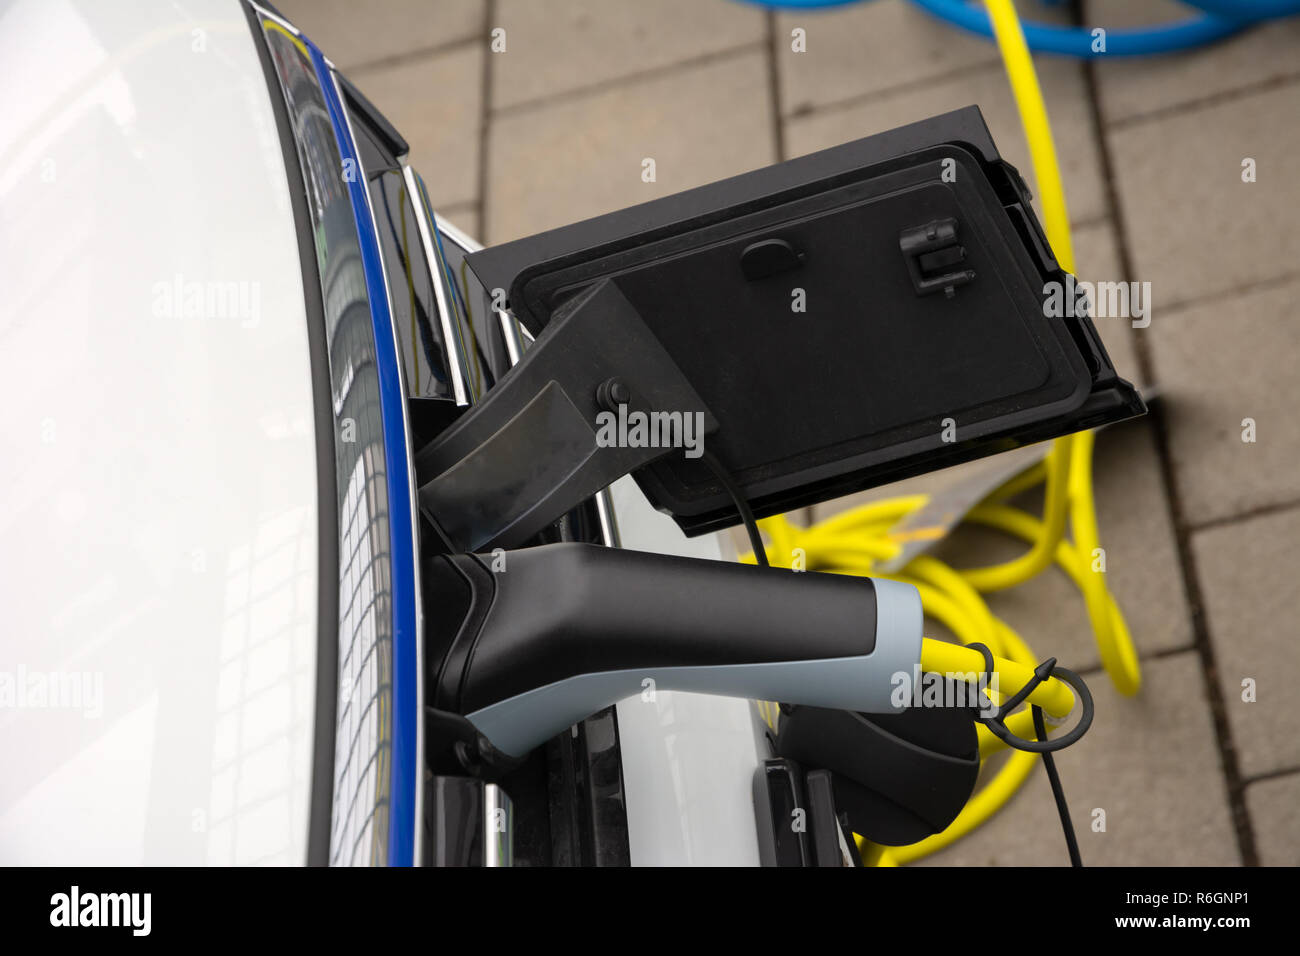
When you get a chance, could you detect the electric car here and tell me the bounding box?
[0,0,772,866]
[3,0,1135,867]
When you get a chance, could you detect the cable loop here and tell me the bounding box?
[965,642,1094,753]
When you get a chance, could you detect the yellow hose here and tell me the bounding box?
[919,638,1075,718]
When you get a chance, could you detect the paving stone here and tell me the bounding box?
[491,0,765,111]
[1244,772,1300,866]
[1107,82,1300,309]
[785,56,1108,226]
[1148,274,1300,526]
[921,652,1239,866]
[348,43,484,208]
[275,0,484,70]
[939,419,1190,671]
[1192,505,1300,779]
[1086,0,1300,126]
[485,50,774,242]
[773,1,1010,117]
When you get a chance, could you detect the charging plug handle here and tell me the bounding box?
[427,542,922,757]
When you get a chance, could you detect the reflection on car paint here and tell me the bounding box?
[261,20,394,867]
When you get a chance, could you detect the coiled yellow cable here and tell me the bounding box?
[743,0,1141,865]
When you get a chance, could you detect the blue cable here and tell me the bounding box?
[736,0,1300,58]
[907,0,1243,58]
[1181,0,1300,20]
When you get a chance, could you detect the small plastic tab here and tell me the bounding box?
[900,217,976,297]
[740,237,804,280]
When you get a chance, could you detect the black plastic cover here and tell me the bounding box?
[776,701,980,847]
[466,106,1144,536]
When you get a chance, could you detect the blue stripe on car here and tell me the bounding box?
[309,42,419,868]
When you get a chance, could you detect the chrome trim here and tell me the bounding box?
[247,0,299,36]
[432,212,532,361]
[595,484,622,548]
[497,308,526,367]
[482,784,514,867]
[404,166,471,406]
[331,69,425,867]
[435,212,520,364]
[433,212,481,253]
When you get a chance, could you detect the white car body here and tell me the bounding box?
[0,0,319,864]
[0,0,765,865]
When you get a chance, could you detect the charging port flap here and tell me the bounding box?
[436,105,1142,541]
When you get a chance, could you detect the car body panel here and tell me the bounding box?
[0,0,318,864]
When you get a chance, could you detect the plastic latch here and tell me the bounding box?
[899,218,976,298]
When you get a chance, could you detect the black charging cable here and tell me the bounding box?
[602,382,768,567]
[700,448,769,567]
[967,642,1092,866]
[1033,703,1083,867]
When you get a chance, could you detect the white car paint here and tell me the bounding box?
[609,477,769,867]
[0,0,318,864]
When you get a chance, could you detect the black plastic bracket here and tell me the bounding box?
[413,278,717,552]
[753,758,812,867]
